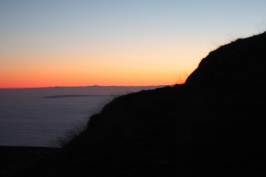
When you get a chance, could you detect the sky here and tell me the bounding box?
[1,0,266,88]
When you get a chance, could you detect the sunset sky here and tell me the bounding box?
[1,0,266,88]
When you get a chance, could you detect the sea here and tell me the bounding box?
[0,86,160,147]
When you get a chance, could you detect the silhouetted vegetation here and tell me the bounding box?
[14,31,266,176]
[51,120,87,148]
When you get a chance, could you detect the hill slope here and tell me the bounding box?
[16,31,266,177]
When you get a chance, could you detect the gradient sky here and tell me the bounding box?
[1,0,266,88]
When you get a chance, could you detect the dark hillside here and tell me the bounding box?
[15,31,266,177]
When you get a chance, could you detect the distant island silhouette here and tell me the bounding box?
[15,31,266,177]
[42,95,111,99]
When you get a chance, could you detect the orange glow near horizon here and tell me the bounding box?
[0,65,191,88]
[0,59,193,88]
[1,41,201,89]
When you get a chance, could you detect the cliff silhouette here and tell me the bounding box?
[16,31,266,177]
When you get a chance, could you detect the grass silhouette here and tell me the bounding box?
[50,120,87,148]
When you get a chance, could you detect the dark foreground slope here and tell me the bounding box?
[16,31,266,177]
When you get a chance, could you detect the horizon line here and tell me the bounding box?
[0,85,170,90]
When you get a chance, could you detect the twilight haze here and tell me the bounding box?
[1,1,266,88]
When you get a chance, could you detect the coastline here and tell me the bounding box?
[0,146,60,177]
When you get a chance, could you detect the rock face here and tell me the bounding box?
[16,32,266,177]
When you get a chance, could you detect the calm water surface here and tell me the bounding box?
[0,86,159,147]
